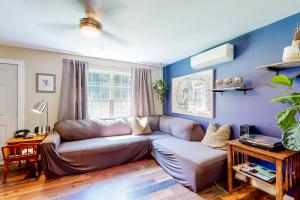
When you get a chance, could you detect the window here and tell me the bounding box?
[88,69,131,119]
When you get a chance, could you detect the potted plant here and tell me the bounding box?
[268,73,300,151]
[153,80,169,103]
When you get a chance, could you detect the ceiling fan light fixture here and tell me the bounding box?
[80,26,101,38]
[80,18,102,38]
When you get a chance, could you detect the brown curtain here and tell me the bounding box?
[58,59,89,121]
[132,68,155,117]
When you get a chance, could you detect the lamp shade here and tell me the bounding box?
[32,100,47,114]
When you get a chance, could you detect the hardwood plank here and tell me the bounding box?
[127,179,178,199]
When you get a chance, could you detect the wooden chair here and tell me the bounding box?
[1,143,39,183]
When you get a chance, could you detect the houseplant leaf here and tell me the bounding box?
[153,80,169,103]
[269,73,300,151]
[281,105,300,112]
[291,92,300,105]
[271,94,300,104]
[276,109,296,132]
[271,95,295,103]
[282,124,300,151]
[271,75,292,88]
[289,73,300,87]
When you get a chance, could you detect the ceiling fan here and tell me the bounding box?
[40,0,129,45]
[80,11,102,38]
[79,0,107,38]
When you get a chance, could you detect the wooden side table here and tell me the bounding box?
[6,134,46,167]
[2,134,46,182]
[226,139,300,200]
[7,134,46,145]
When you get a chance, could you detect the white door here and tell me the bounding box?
[0,63,18,158]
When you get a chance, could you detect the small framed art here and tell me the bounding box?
[36,73,56,93]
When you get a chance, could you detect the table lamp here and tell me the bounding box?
[32,99,49,134]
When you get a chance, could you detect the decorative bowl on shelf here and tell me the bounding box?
[215,79,223,89]
[234,76,244,87]
[224,78,233,87]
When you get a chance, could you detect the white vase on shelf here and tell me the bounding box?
[282,40,300,62]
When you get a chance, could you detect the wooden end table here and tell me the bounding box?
[7,134,46,169]
[7,134,46,145]
[226,139,300,200]
[3,134,46,182]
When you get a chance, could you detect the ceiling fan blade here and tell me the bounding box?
[75,0,129,26]
[97,0,130,29]
[76,0,87,10]
[100,0,129,14]
[38,22,78,36]
[102,30,130,46]
[76,0,97,14]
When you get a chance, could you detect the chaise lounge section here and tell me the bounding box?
[152,137,227,191]
[41,115,228,192]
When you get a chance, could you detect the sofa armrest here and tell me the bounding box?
[41,130,61,150]
[40,130,63,179]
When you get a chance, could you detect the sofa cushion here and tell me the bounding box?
[54,118,132,142]
[170,118,205,141]
[146,130,172,141]
[148,115,161,131]
[159,116,205,141]
[153,137,227,166]
[158,116,173,134]
[152,137,227,192]
[58,135,149,154]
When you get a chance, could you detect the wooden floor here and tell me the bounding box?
[0,158,275,200]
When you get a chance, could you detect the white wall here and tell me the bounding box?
[0,45,163,132]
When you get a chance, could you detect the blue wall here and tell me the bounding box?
[163,13,300,139]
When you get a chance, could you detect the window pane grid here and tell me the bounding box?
[88,70,131,119]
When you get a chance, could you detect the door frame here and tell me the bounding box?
[0,59,25,129]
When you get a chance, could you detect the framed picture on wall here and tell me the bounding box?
[36,73,56,93]
[171,69,214,118]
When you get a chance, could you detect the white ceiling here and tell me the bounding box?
[0,0,300,66]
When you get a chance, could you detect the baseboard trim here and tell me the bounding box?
[235,173,294,200]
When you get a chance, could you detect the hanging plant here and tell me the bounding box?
[268,73,300,151]
[153,80,169,103]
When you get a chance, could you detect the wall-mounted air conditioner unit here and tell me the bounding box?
[190,43,234,69]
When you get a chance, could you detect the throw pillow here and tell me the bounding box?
[202,123,231,150]
[131,117,152,135]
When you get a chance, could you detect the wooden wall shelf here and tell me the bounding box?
[211,87,253,95]
[256,59,300,75]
